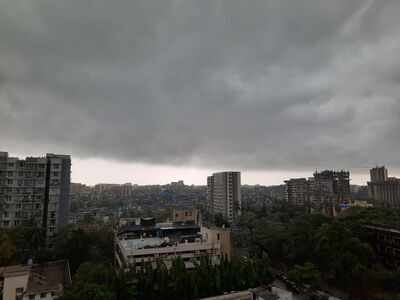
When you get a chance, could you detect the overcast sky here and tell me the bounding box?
[1,0,400,185]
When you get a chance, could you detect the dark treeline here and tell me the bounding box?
[59,256,272,300]
[0,223,114,274]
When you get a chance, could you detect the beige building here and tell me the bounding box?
[285,178,309,206]
[201,227,232,260]
[115,218,231,272]
[0,152,71,241]
[207,172,241,224]
[368,166,400,208]
[172,208,200,225]
[0,260,71,300]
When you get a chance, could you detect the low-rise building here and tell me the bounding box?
[364,225,400,268]
[0,260,71,300]
[200,284,341,300]
[115,217,231,272]
[172,208,200,225]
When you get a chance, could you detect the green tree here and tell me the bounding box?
[288,262,321,286]
[0,231,16,265]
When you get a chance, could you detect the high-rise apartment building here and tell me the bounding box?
[370,166,388,183]
[284,170,351,212]
[285,178,309,206]
[0,152,71,240]
[368,166,400,208]
[207,172,241,224]
[311,170,351,204]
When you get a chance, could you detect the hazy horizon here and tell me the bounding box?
[5,151,378,186]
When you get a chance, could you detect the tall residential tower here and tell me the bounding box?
[368,166,400,208]
[207,172,241,224]
[0,152,71,240]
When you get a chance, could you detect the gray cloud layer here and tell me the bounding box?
[1,0,400,170]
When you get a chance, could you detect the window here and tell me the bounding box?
[40,293,47,298]
[7,179,13,185]
[16,287,24,300]
[8,163,14,168]
[217,233,220,241]
[29,295,35,300]
[8,171,13,177]
[53,164,60,169]
[52,172,59,177]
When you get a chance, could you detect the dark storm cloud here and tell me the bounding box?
[1,0,400,170]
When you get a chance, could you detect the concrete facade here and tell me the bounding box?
[115,219,230,272]
[0,152,71,240]
[368,166,400,208]
[207,172,241,224]
[0,260,71,300]
[284,178,309,206]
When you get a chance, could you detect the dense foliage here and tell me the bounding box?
[239,207,400,298]
[0,223,113,273]
[60,255,272,300]
[2,207,400,299]
[136,256,272,300]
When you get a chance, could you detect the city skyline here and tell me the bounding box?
[4,151,394,186]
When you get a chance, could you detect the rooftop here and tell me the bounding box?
[0,260,71,295]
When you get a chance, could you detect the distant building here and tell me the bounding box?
[115,217,231,272]
[368,166,400,208]
[312,170,351,204]
[370,166,388,183]
[207,172,241,224]
[284,170,351,213]
[0,260,71,300]
[285,178,309,206]
[0,152,71,240]
[172,208,200,225]
[93,183,133,198]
